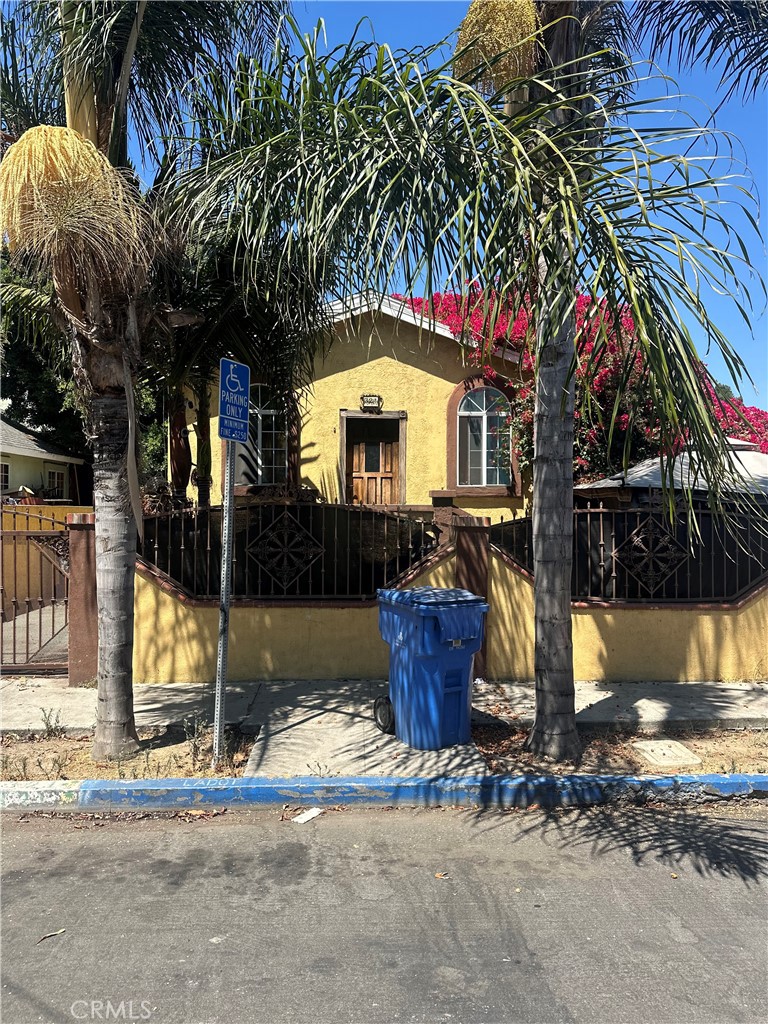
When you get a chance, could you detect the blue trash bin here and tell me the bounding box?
[377,587,489,751]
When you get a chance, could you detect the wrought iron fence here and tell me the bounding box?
[138,501,443,601]
[1,506,70,669]
[490,504,768,603]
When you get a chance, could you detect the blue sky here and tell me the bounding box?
[294,0,768,407]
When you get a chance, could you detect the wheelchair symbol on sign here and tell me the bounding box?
[225,363,245,393]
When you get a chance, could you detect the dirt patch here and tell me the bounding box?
[473,721,768,776]
[0,720,252,782]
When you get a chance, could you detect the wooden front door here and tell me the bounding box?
[346,418,400,504]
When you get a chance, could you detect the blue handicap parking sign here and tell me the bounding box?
[218,359,251,443]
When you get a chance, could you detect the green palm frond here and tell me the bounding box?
[10,0,289,164]
[577,0,634,100]
[0,9,64,142]
[142,227,330,412]
[170,20,761,515]
[173,19,538,326]
[0,262,65,358]
[635,0,768,100]
[520,81,762,509]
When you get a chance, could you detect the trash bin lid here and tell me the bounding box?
[377,586,488,608]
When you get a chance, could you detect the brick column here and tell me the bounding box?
[66,512,98,687]
[454,518,491,679]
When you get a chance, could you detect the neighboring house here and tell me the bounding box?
[0,416,88,503]
[189,295,528,522]
[576,437,768,507]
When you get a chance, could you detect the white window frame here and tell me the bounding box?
[46,467,66,498]
[457,387,512,488]
[0,462,9,492]
[247,384,289,486]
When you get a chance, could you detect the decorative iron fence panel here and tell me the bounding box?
[490,505,767,603]
[488,516,533,575]
[139,502,443,601]
[1,507,70,669]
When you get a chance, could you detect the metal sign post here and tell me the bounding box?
[213,358,250,766]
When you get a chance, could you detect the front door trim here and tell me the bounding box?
[339,409,407,505]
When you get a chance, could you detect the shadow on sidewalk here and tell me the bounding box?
[575,679,768,732]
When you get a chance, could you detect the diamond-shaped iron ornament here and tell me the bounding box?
[613,516,689,595]
[247,510,325,591]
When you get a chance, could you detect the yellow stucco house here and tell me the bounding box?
[192,295,528,523]
[132,294,767,686]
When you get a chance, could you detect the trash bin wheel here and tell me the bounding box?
[373,695,395,735]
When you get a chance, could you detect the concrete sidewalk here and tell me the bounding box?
[0,675,260,736]
[2,674,766,778]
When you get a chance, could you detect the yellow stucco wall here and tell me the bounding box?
[485,554,536,681]
[133,554,457,684]
[486,552,768,683]
[197,313,528,521]
[301,315,467,504]
[300,314,525,521]
[133,548,766,684]
[133,580,388,683]
[570,597,768,683]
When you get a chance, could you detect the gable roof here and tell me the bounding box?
[0,417,85,466]
[577,438,768,496]
[329,293,521,365]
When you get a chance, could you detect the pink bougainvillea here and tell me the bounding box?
[395,290,768,479]
[707,386,768,455]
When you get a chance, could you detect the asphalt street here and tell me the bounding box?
[2,805,767,1024]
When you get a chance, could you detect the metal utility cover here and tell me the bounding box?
[631,738,702,767]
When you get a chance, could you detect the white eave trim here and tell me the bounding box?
[329,293,457,341]
[328,292,521,365]
[0,444,84,465]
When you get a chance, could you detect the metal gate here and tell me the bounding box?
[1,507,69,672]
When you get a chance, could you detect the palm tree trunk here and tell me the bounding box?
[195,382,212,509]
[525,3,582,760]
[169,387,192,499]
[525,262,580,760]
[91,391,140,760]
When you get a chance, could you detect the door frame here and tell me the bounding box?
[338,409,407,505]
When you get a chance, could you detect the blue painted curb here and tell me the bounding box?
[2,772,768,811]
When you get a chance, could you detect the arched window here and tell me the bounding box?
[457,387,511,487]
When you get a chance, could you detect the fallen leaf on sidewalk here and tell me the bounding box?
[291,807,324,824]
[671,873,678,879]
[36,929,65,945]
[173,808,222,823]
[435,872,449,879]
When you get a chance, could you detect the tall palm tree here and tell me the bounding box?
[2,5,760,771]
[0,0,287,759]
[453,0,766,759]
[0,2,542,761]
